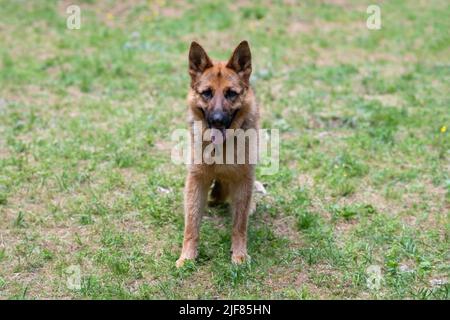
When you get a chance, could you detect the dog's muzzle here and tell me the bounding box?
[207,110,238,144]
[207,111,231,129]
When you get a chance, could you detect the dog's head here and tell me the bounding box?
[188,41,252,137]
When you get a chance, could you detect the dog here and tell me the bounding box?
[176,41,259,267]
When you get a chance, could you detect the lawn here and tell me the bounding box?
[0,0,448,299]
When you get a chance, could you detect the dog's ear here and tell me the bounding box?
[226,40,252,84]
[189,42,213,84]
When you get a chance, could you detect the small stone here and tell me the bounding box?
[254,181,267,195]
[157,186,171,194]
[399,264,413,273]
[430,279,447,287]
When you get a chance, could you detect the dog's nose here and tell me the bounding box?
[209,112,228,127]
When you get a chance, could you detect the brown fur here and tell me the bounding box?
[176,41,259,267]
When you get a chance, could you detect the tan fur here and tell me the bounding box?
[176,41,259,267]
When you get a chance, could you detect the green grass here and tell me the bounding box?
[0,0,449,299]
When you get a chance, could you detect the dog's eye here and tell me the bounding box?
[225,90,238,100]
[201,89,213,100]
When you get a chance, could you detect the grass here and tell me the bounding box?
[0,0,449,299]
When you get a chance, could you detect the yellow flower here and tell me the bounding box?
[441,125,447,133]
[106,12,114,20]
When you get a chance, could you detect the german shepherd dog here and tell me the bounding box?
[176,41,259,267]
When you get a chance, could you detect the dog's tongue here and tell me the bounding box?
[211,128,225,145]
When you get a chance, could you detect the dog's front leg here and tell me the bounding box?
[176,172,209,268]
[230,176,254,264]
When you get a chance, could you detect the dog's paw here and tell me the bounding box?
[176,251,198,268]
[231,253,250,265]
[176,257,190,268]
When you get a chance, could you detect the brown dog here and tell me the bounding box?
[176,41,259,267]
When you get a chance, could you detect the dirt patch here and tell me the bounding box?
[265,261,331,298]
[272,215,303,246]
[364,94,405,108]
